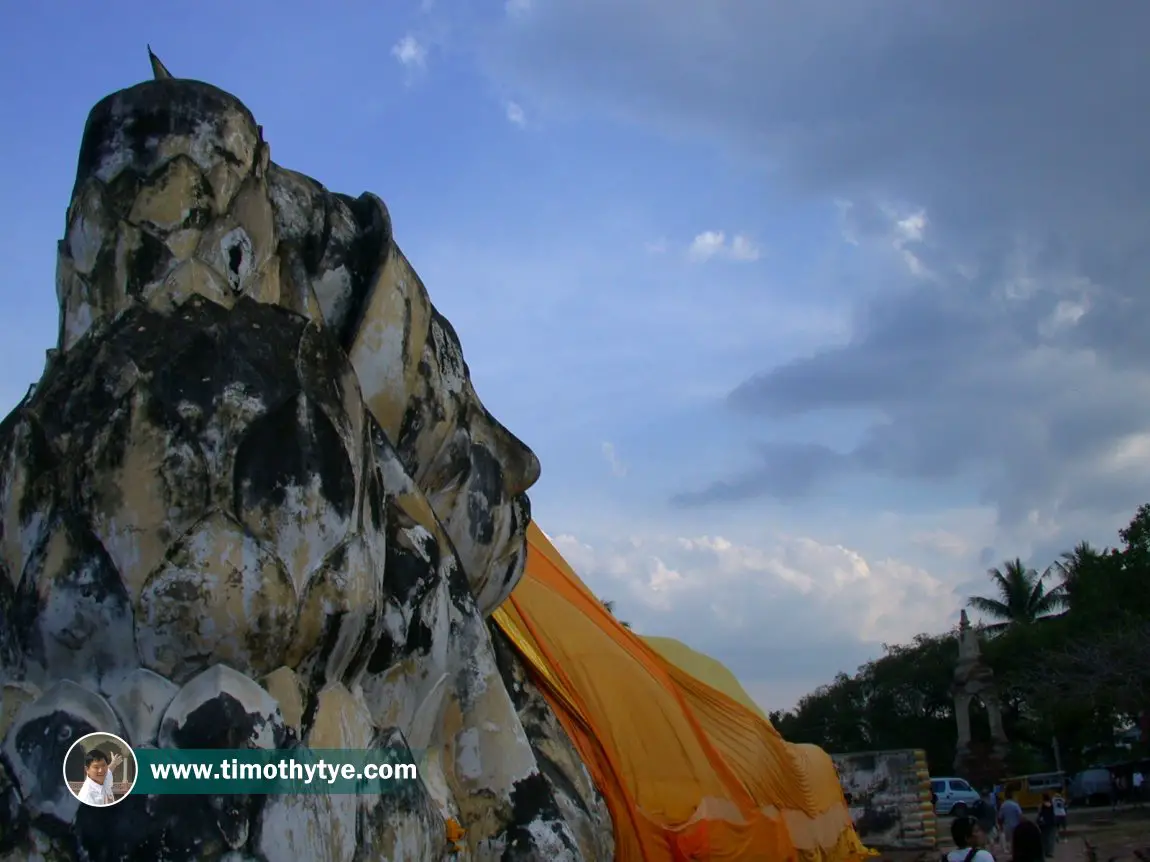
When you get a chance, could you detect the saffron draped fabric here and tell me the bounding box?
[492,523,876,862]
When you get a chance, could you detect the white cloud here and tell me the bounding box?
[601,441,627,477]
[505,101,526,127]
[1038,297,1089,338]
[391,34,427,70]
[644,237,669,255]
[728,234,761,261]
[908,529,972,559]
[686,230,761,262]
[549,525,959,710]
[506,0,532,16]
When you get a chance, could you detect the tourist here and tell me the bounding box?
[997,788,1023,854]
[946,815,996,862]
[1010,820,1045,862]
[77,748,122,806]
[978,786,999,843]
[1051,792,1068,842]
[1035,794,1057,858]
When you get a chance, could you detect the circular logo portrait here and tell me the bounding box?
[63,732,138,807]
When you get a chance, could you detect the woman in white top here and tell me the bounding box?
[945,815,995,862]
[77,749,122,806]
[1051,794,1068,842]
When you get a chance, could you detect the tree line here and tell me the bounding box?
[768,504,1150,774]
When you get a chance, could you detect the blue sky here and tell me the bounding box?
[3,1,1148,711]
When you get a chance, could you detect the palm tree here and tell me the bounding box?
[601,598,632,630]
[1049,541,1103,600]
[967,558,1066,633]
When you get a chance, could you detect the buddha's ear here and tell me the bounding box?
[147,45,173,80]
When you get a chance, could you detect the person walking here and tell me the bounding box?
[1010,820,1045,862]
[997,788,1023,855]
[1035,794,1057,858]
[978,786,999,844]
[1051,792,1068,842]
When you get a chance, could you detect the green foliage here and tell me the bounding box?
[967,558,1066,632]
[600,598,632,630]
[772,633,959,772]
[777,503,1150,774]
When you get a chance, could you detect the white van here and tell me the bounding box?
[930,776,983,815]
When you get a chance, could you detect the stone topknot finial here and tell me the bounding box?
[147,44,173,80]
[959,608,970,630]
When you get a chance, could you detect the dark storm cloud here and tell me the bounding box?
[488,1,1150,530]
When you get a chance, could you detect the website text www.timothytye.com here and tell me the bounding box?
[149,756,418,786]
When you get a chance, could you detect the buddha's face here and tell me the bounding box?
[261,164,541,615]
[394,309,541,615]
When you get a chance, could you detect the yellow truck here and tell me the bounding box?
[997,772,1068,810]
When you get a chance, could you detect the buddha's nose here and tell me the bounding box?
[491,418,541,497]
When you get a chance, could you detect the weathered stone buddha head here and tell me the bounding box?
[54,69,540,618]
[0,56,608,861]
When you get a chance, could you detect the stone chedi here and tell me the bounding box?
[951,610,1009,780]
[0,56,612,860]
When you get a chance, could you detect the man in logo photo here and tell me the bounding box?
[77,748,123,806]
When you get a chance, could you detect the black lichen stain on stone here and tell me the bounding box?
[355,729,439,855]
[429,311,472,390]
[296,321,360,448]
[124,228,173,299]
[298,611,348,735]
[208,791,261,854]
[363,609,396,676]
[292,183,332,277]
[77,792,227,862]
[73,391,134,494]
[32,319,130,451]
[164,692,283,750]
[0,755,29,854]
[0,563,20,675]
[12,513,130,662]
[382,499,438,607]
[0,410,58,533]
[401,601,436,663]
[232,391,355,524]
[343,600,382,686]
[366,502,440,674]
[74,793,160,860]
[364,459,386,535]
[488,624,531,711]
[489,623,602,838]
[466,443,503,547]
[536,749,592,823]
[500,546,525,600]
[13,711,97,821]
[333,192,391,351]
[500,772,576,861]
[295,543,382,691]
[146,299,306,431]
[75,80,256,196]
[103,169,143,222]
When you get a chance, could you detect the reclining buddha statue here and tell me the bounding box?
[0,52,612,861]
